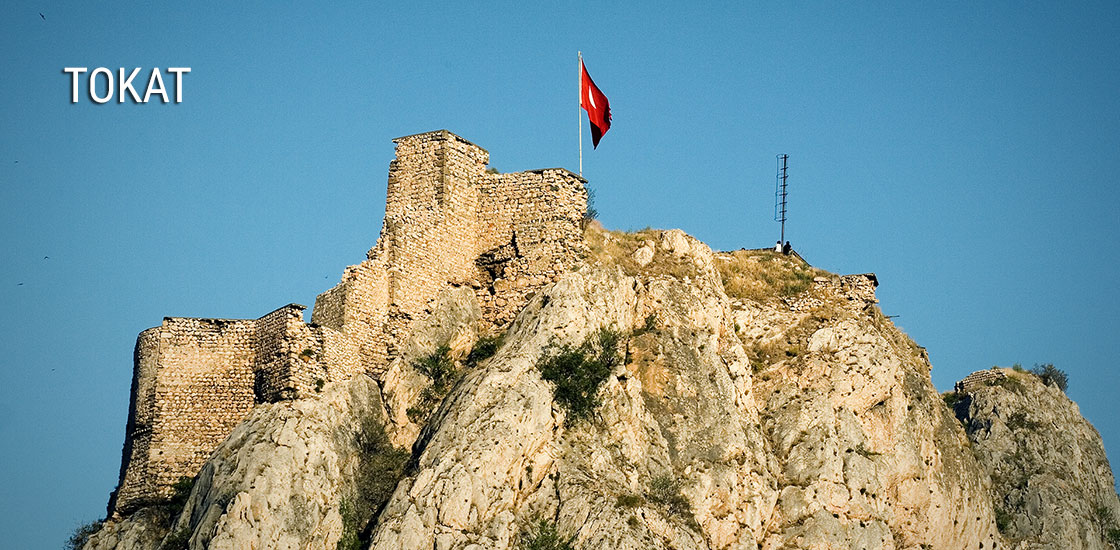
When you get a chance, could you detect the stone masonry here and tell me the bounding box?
[109,130,587,516]
[310,130,587,370]
[954,368,1008,393]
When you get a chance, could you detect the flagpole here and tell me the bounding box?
[578,51,583,177]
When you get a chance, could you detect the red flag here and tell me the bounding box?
[580,60,612,148]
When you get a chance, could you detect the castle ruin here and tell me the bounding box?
[109,130,588,515]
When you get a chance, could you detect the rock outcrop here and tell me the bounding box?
[84,225,1120,549]
[953,368,1120,549]
[77,125,1119,549]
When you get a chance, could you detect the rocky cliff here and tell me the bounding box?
[82,225,1117,550]
[952,368,1120,549]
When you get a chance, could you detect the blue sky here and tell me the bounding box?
[2,2,1118,547]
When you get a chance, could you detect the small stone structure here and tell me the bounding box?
[785,273,879,312]
[955,369,1008,393]
[109,130,587,515]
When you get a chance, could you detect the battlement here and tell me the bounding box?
[110,131,587,515]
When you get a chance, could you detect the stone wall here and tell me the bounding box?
[785,273,879,312]
[111,130,588,516]
[955,369,1007,393]
[110,305,363,515]
[313,130,587,370]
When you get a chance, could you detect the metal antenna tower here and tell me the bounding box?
[774,154,789,243]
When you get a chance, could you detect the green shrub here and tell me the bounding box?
[409,346,459,423]
[1106,526,1120,547]
[339,415,409,549]
[336,499,362,550]
[415,346,455,389]
[537,328,622,425]
[942,392,962,408]
[994,507,1012,533]
[1006,411,1042,431]
[616,493,644,508]
[467,335,502,368]
[160,527,191,550]
[519,519,576,550]
[167,476,194,517]
[1030,363,1068,393]
[648,474,693,521]
[66,520,103,550]
[583,185,598,225]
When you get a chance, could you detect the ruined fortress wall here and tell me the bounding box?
[112,304,360,514]
[114,130,588,515]
[475,168,587,329]
[113,317,258,513]
[311,259,390,373]
[312,131,586,368]
[253,304,313,401]
[109,328,162,513]
[380,131,487,356]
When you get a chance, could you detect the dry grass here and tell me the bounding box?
[583,225,700,280]
[715,249,824,304]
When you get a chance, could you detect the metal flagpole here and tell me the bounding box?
[578,51,583,177]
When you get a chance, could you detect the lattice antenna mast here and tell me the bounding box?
[774,154,789,243]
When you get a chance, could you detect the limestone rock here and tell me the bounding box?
[89,375,397,550]
[82,508,168,550]
[955,368,1120,549]
[87,227,1118,550]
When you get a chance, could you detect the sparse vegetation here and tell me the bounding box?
[1107,527,1120,549]
[1005,411,1042,431]
[994,507,1013,533]
[583,184,598,226]
[1030,363,1068,393]
[66,520,103,550]
[942,392,963,408]
[632,314,657,336]
[337,499,362,550]
[408,346,458,423]
[160,527,192,550]
[536,327,622,425]
[853,443,881,458]
[742,311,836,371]
[992,375,1027,394]
[338,414,409,549]
[616,493,644,508]
[167,476,194,518]
[315,378,325,392]
[1093,504,1120,548]
[648,474,694,524]
[716,248,820,303]
[466,334,502,368]
[519,518,576,550]
[583,226,697,280]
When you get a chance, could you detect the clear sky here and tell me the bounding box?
[2,2,1118,547]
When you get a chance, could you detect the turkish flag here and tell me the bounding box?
[580,60,612,148]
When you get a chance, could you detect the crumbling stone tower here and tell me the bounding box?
[311,130,588,373]
[109,130,587,516]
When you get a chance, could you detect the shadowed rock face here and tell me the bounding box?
[955,369,1120,550]
[85,228,1115,550]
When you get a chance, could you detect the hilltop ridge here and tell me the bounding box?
[80,132,1119,550]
